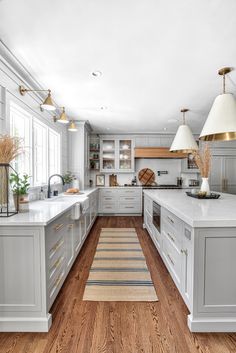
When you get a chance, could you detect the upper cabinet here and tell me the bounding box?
[100,137,134,173]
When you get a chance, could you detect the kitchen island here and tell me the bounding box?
[143,189,236,332]
[0,188,98,332]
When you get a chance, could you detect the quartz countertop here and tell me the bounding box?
[143,189,236,228]
[0,188,98,226]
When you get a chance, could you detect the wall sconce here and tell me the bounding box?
[68,120,77,131]
[19,85,56,111]
[57,107,69,124]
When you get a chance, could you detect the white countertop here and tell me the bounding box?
[0,188,98,226]
[143,189,236,228]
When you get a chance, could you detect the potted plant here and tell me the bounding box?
[63,171,75,188]
[10,173,30,212]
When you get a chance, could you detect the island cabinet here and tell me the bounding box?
[143,191,236,332]
[144,194,192,310]
[0,190,99,332]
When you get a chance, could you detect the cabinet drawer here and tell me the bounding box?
[101,203,117,213]
[119,188,141,197]
[101,196,115,202]
[162,236,182,286]
[48,266,66,308]
[161,208,182,234]
[100,188,117,196]
[46,213,68,251]
[118,203,141,213]
[119,196,140,203]
[162,219,182,251]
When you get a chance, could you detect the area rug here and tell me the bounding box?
[83,228,158,301]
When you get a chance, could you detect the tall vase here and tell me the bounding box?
[200,177,210,196]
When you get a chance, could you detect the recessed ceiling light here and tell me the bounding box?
[92,70,102,77]
[163,127,167,131]
[101,106,108,110]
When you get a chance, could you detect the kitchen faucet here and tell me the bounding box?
[47,174,65,198]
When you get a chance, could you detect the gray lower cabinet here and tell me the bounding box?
[0,190,98,333]
[99,187,142,214]
[144,193,236,332]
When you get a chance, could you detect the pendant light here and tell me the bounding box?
[170,109,198,153]
[68,120,77,131]
[19,86,56,111]
[57,107,69,124]
[200,67,236,141]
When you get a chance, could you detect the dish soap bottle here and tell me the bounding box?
[39,187,45,200]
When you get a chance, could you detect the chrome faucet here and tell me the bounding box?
[47,174,65,198]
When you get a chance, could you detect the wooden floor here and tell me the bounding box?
[1,216,236,353]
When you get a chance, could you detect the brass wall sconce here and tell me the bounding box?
[19,85,56,111]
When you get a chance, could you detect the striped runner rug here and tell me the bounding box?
[83,228,158,301]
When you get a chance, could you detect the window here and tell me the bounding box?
[33,119,48,185]
[10,101,61,186]
[10,102,31,176]
[49,129,61,177]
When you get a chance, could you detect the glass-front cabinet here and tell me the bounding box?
[100,137,134,172]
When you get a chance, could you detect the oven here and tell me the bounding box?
[153,201,161,233]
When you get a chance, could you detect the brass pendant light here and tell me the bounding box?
[170,108,198,153]
[200,67,236,141]
[57,107,69,124]
[68,120,77,131]
[19,85,56,111]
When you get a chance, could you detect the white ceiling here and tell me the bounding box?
[0,0,236,134]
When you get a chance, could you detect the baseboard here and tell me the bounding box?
[188,314,236,332]
[0,314,52,332]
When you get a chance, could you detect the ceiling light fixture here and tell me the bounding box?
[19,85,56,111]
[170,109,198,153]
[92,70,102,77]
[57,107,69,124]
[199,67,236,141]
[68,120,77,132]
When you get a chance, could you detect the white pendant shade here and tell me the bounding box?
[199,93,236,141]
[170,124,198,153]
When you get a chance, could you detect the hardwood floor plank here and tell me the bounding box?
[0,216,236,353]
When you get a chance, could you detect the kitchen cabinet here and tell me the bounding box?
[0,190,98,332]
[100,136,135,172]
[99,187,142,215]
[209,154,236,194]
[68,121,91,189]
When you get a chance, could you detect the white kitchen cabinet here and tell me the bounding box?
[0,190,98,332]
[68,121,91,189]
[99,187,142,215]
[100,136,135,173]
[210,154,236,194]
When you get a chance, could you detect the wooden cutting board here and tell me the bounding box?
[138,168,155,185]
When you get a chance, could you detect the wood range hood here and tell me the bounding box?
[134,147,187,159]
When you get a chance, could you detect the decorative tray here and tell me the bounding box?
[186,192,220,199]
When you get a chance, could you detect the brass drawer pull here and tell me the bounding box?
[49,239,64,258]
[167,216,174,224]
[167,232,175,242]
[68,224,73,229]
[181,249,188,256]
[53,223,64,231]
[50,256,65,278]
[167,253,175,266]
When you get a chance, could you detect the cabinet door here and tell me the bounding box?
[224,157,236,194]
[118,139,134,172]
[181,225,192,310]
[80,214,86,241]
[100,139,116,172]
[65,223,74,272]
[209,156,224,192]
[73,220,81,254]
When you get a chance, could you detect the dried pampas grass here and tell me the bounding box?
[193,143,211,178]
[0,135,22,163]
